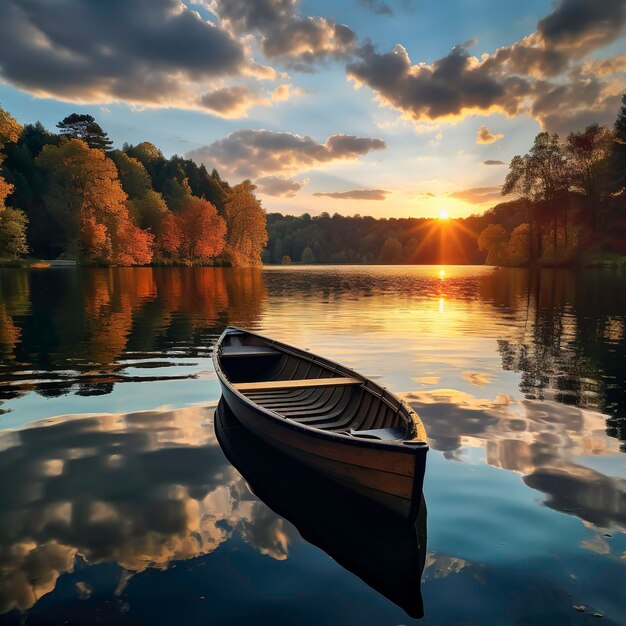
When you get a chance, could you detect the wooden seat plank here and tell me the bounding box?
[234,377,362,392]
[221,346,281,357]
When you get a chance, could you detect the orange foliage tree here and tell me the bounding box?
[0,104,28,258]
[37,139,153,264]
[157,197,226,264]
[224,181,267,267]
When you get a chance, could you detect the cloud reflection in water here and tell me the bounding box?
[0,405,295,614]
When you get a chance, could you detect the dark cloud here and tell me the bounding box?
[348,42,529,122]
[448,186,503,204]
[313,189,390,200]
[186,129,386,179]
[537,0,626,53]
[0,0,245,107]
[531,84,622,136]
[255,175,306,197]
[346,0,626,132]
[483,160,506,165]
[476,125,504,144]
[213,0,357,69]
[357,0,393,16]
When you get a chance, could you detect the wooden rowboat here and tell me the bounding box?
[214,400,427,618]
[212,326,428,520]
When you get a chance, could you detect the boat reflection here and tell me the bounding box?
[214,400,427,619]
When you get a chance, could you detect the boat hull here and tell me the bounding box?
[219,382,427,520]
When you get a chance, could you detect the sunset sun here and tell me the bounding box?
[439,210,450,220]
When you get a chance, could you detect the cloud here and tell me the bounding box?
[346,0,626,133]
[448,186,503,204]
[357,0,393,16]
[347,42,518,123]
[186,129,386,179]
[198,86,270,117]
[0,0,249,109]
[313,189,390,200]
[255,175,307,197]
[483,159,506,165]
[582,52,626,77]
[537,0,626,54]
[212,0,357,69]
[197,83,299,118]
[476,125,504,144]
[271,83,304,101]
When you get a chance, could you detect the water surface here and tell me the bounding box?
[0,265,624,624]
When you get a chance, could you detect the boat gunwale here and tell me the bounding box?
[212,326,428,454]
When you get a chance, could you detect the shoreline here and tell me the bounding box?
[3,259,625,270]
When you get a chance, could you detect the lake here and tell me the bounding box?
[0,265,624,625]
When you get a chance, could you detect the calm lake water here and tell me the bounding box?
[0,265,624,625]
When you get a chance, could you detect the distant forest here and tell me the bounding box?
[0,106,267,266]
[263,209,523,265]
[2,95,625,268]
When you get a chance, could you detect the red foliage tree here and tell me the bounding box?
[156,212,182,258]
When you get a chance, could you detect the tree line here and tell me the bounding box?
[478,94,626,266]
[264,205,534,265]
[0,108,267,266]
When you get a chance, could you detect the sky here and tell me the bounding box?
[0,0,625,219]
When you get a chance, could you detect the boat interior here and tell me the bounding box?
[217,329,415,441]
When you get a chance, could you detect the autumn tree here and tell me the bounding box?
[37,139,153,264]
[56,114,113,150]
[0,105,28,258]
[161,198,226,264]
[157,212,182,260]
[0,106,21,148]
[223,181,268,267]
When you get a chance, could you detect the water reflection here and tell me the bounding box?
[0,267,624,444]
[407,389,625,532]
[0,401,428,621]
[0,404,279,615]
[0,268,266,408]
[0,265,625,622]
[215,400,427,618]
